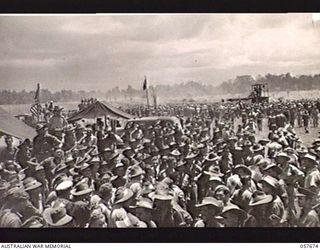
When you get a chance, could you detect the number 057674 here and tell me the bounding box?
[300,244,319,248]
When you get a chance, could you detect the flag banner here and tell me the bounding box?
[34,83,40,102]
[30,103,42,117]
[142,77,147,91]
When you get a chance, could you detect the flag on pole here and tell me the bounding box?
[34,83,40,102]
[142,76,147,91]
[153,94,157,110]
[30,83,42,119]
[142,76,150,108]
[30,103,42,117]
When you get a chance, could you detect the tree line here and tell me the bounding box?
[1,73,319,105]
[216,73,320,95]
[105,73,320,100]
[0,89,104,105]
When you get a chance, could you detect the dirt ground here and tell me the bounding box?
[244,118,319,147]
[2,102,319,147]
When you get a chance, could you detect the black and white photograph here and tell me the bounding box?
[1,13,320,230]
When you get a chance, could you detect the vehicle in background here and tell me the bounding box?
[116,116,184,137]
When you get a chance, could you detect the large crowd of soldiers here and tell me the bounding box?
[0,99,320,227]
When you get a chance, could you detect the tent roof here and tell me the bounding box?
[68,101,134,122]
[0,106,36,140]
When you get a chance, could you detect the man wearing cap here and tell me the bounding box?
[62,125,77,152]
[154,156,169,181]
[47,106,68,133]
[194,197,223,227]
[88,209,107,228]
[246,191,274,227]
[302,109,310,134]
[130,123,143,142]
[0,182,20,227]
[232,145,245,165]
[76,161,96,188]
[301,154,320,192]
[23,177,44,213]
[0,160,20,184]
[75,123,86,142]
[47,174,73,211]
[69,180,93,227]
[227,164,257,195]
[231,170,255,213]
[268,113,277,130]
[198,158,222,199]
[41,148,66,183]
[21,216,46,228]
[109,187,134,228]
[182,159,201,217]
[33,164,49,197]
[101,147,119,166]
[275,112,286,129]
[33,124,62,162]
[0,207,22,227]
[196,143,207,163]
[1,187,41,224]
[219,147,233,174]
[150,182,186,227]
[109,161,126,188]
[129,197,157,228]
[99,130,118,153]
[275,152,304,184]
[257,111,263,132]
[259,175,286,226]
[0,136,16,163]
[221,203,248,227]
[43,202,74,228]
[213,185,234,208]
[79,126,97,149]
[164,176,187,211]
[95,183,114,222]
[164,156,179,179]
[126,164,145,197]
[15,139,32,169]
[295,187,320,227]
[266,135,282,159]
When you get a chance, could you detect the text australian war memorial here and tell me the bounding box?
[1,14,320,228]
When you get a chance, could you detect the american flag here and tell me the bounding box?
[30,103,42,117]
[30,83,42,117]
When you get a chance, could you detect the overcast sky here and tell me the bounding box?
[0,14,319,92]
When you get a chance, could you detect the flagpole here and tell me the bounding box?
[152,86,157,110]
[30,83,42,123]
[36,83,40,123]
[145,76,150,109]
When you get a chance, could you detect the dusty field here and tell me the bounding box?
[2,101,319,147]
[249,118,319,147]
[0,102,79,116]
